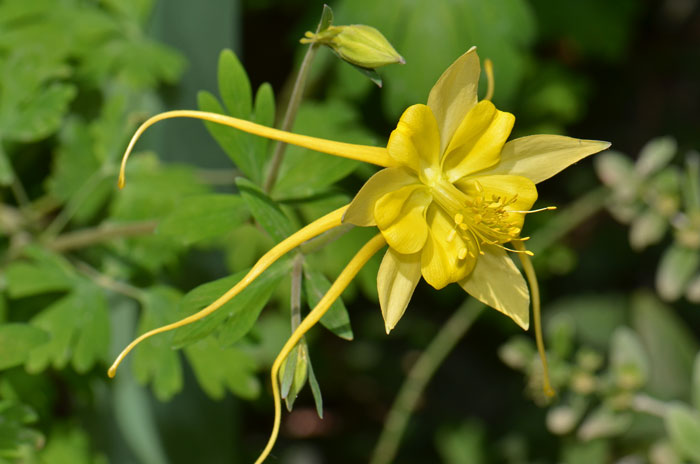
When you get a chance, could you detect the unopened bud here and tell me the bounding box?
[301,25,404,69]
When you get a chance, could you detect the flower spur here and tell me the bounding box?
[109,47,610,463]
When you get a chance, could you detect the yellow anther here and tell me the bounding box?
[454,213,464,225]
[447,229,457,242]
[458,248,468,260]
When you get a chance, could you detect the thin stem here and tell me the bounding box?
[49,221,158,253]
[9,176,30,211]
[44,166,114,238]
[514,240,555,398]
[369,299,484,464]
[290,254,304,330]
[255,234,386,464]
[262,41,321,193]
[370,186,608,462]
[74,260,144,301]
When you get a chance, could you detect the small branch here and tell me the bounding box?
[263,41,321,193]
[49,221,158,253]
[370,300,484,464]
[74,260,144,301]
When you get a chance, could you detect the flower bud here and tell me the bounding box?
[301,25,404,69]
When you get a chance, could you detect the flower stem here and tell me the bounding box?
[369,299,484,464]
[263,31,322,193]
[255,233,386,464]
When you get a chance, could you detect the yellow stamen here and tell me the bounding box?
[255,233,386,464]
[484,59,494,101]
[510,206,557,214]
[512,239,555,398]
[118,110,394,188]
[107,205,349,378]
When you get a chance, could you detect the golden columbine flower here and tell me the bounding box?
[109,47,610,463]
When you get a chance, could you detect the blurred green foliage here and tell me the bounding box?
[1,0,698,463]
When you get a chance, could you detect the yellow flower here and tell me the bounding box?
[109,47,609,464]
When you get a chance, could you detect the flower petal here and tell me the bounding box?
[376,185,432,254]
[442,101,515,182]
[377,248,422,333]
[459,246,529,329]
[387,104,441,175]
[478,135,611,184]
[420,205,478,289]
[455,174,538,231]
[343,167,418,226]
[427,47,480,153]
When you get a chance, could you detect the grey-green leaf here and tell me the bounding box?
[665,404,700,462]
[656,244,699,301]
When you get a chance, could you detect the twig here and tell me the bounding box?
[73,260,144,301]
[263,40,320,193]
[369,300,484,464]
[49,221,158,253]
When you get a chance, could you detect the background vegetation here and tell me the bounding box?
[1,0,699,463]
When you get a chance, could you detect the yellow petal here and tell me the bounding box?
[455,174,537,230]
[377,248,422,333]
[442,101,515,182]
[479,135,612,184]
[458,245,530,329]
[375,185,432,254]
[427,47,480,153]
[420,205,478,289]
[386,104,441,176]
[343,167,418,226]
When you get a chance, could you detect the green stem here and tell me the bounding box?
[48,220,158,253]
[43,166,115,238]
[262,42,320,193]
[369,300,484,464]
[73,260,145,301]
[370,185,609,463]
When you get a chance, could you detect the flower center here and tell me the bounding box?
[429,177,522,258]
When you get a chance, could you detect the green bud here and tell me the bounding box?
[301,25,404,69]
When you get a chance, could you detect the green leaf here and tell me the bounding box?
[303,266,353,340]
[307,355,324,418]
[656,244,700,301]
[236,177,295,242]
[610,327,649,390]
[157,194,249,245]
[184,336,260,400]
[2,83,76,142]
[629,210,668,251]
[0,324,49,370]
[40,426,107,464]
[632,291,698,400]
[197,90,260,183]
[132,287,184,401]
[272,100,374,199]
[5,247,76,298]
[250,82,275,169]
[435,421,487,464]
[173,259,289,347]
[217,49,252,118]
[348,63,383,87]
[666,404,700,462]
[26,282,109,373]
[0,400,43,460]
